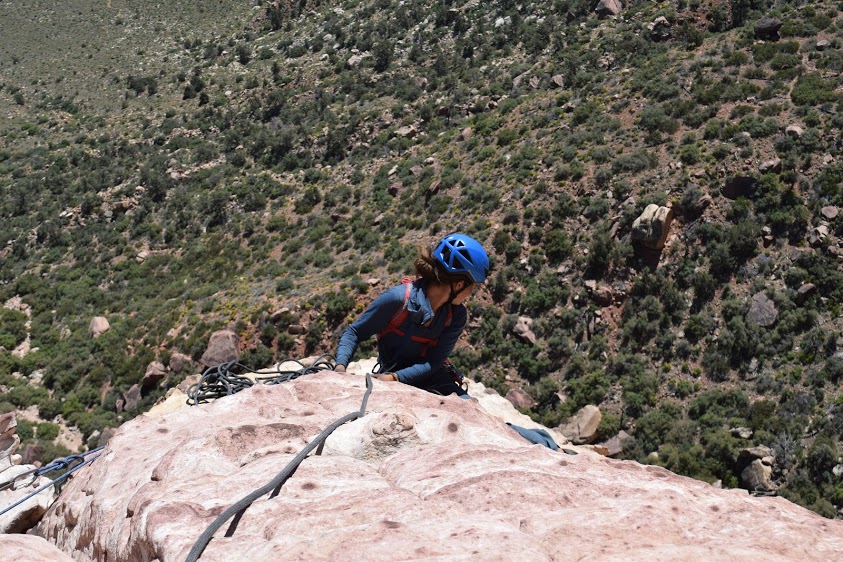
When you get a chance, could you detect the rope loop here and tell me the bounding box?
[187,355,338,405]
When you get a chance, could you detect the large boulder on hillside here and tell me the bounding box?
[755,17,783,40]
[505,388,536,410]
[36,373,843,561]
[648,16,672,42]
[200,329,240,367]
[631,204,674,250]
[513,316,537,345]
[595,0,622,18]
[168,352,193,374]
[0,534,74,562]
[141,361,167,391]
[122,384,142,412]
[88,316,110,338]
[737,446,776,493]
[560,405,602,445]
[747,292,778,327]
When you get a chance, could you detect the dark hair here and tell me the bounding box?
[414,246,471,285]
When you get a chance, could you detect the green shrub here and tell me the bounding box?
[791,73,839,106]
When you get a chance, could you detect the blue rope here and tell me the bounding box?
[0,447,105,518]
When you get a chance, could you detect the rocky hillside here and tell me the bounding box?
[1,0,842,518]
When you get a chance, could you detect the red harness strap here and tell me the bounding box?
[377,278,452,358]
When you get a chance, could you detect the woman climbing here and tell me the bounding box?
[334,233,489,397]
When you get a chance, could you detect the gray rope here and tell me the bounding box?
[185,373,373,562]
[187,355,337,405]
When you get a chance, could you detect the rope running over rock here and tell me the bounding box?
[186,354,337,405]
[185,373,373,562]
[0,447,105,518]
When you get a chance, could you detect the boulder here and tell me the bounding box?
[738,445,774,465]
[631,204,674,250]
[796,283,818,304]
[288,324,307,335]
[550,74,565,88]
[809,225,829,247]
[722,176,758,200]
[97,427,117,448]
[785,125,804,139]
[0,531,74,561]
[35,374,843,561]
[513,316,537,346]
[755,17,783,40]
[269,307,291,323]
[821,206,839,220]
[141,361,167,392]
[88,316,110,338]
[741,459,775,492]
[168,352,193,374]
[648,16,672,42]
[584,280,613,306]
[597,430,631,457]
[123,384,142,412]
[199,329,240,367]
[759,158,782,174]
[747,292,778,328]
[505,388,536,410]
[816,39,830,51]
[395,125,418,139]
[730,427,753,439]
[595,0,622,18]
[560,405,602,445]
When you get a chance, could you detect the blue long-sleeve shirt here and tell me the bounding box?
[335,280,467,387]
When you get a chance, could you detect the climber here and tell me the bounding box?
[334,233,489,397]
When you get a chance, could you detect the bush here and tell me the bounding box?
[325,291,355,326]
[791,73,839,106]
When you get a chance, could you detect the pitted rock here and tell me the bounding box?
[34,374,843,562]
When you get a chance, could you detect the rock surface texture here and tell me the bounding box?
[35,373,843,561]
[0,534,74,562]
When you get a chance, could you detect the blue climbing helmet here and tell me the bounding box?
[433,233,490,284]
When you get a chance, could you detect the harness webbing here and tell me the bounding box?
[377,279,453,358]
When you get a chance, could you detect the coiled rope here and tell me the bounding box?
[0,446,105,518]
[186,355,338,405]
[185,373,373,562]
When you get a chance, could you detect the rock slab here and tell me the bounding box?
[0,534,74,562]
[37,374,843,562]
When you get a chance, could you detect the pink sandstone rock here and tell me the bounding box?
[37,373,843,561]
[0,533,74,561]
